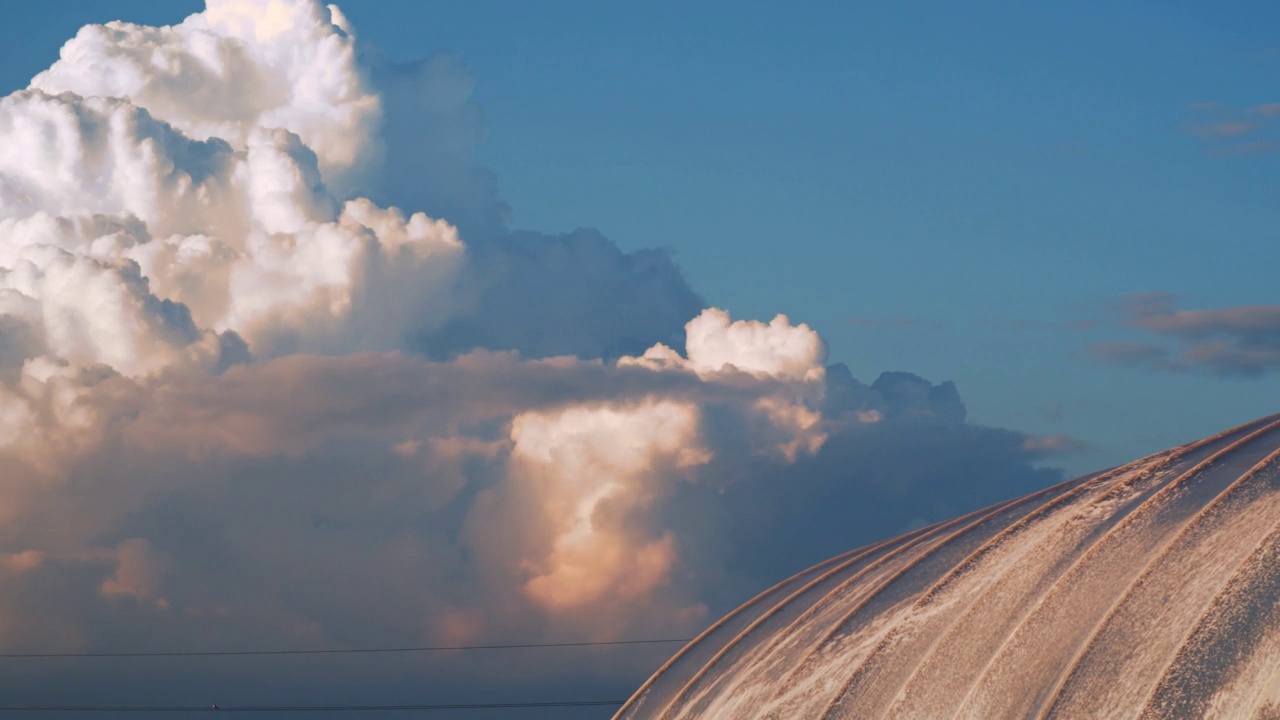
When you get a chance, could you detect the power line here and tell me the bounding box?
[0,638,690,660]
[0,700,626,712]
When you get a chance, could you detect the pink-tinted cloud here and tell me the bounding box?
[1184,102,1280,156]
[1188,120,1261,138]
[1093,294,1280,376]
[0,0,1086,707]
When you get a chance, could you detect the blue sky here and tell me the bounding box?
[357,0,1280,474]
[3,1,1278,473]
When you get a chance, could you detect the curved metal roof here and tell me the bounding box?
[618,413,1280,719]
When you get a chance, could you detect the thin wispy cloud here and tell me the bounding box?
[1185,101,1280,155]
[1209,140,1280,156]
[1187,120,1261,138]
[1092,294,1280,377]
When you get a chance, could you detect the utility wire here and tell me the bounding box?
[0,700,626,712]
[0,638,690,660]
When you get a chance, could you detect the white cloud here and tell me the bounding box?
[0,73,465,366]
[0,0,1076,701]
[623,308,829,458]
[510,400,709,613]
[625,307,825,382]
[31,0,379,190]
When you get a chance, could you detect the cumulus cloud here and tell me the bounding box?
[1093,293,1280,376]
[509,400,708,613]
[30,0,380,191]
[0,0,1079,709]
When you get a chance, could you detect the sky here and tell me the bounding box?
[4,3,1280,471]
[332,0,1280,473]
[0,0,1276,717]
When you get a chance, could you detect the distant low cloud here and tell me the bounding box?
[1092,293,1280,376]
[1185,102,1280,156]
[1187,120,1261,138]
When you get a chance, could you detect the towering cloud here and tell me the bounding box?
[0,0,1075,706]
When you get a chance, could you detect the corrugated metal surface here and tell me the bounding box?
[619,413,1280,719]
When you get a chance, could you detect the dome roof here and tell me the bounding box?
[617,413,1280,719]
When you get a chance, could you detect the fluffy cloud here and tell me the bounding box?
[31,0,379,190]
[629,308,826,381]
[509,400,708,613]
[0,0,1078,709]
[1092,293,1280,376]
